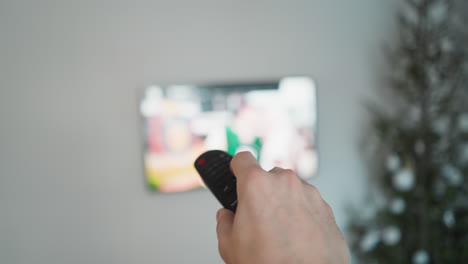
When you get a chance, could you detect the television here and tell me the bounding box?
[140,77,318,192]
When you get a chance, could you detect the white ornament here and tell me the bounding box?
[386,154,401,172]
[382,226,401,246]
[426,66,439,86]
[389,198,406,214]
[428,1,447,25]
[393,168,415,192]
[440,37,454,53]
[409,106,421,123]
[360,230,380,252]
[459,113,468,132]
[442,165,463,186]
[443,210,456,228]
[403,7,419,25]
[412,249,429,264]
[432,116,449,135]
[459,144,468,164]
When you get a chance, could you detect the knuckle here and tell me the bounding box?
[304,183,321,199]
[282,169,296,178]
[307,183,318,193]
[279,169,302,189]
[269,166,282,173]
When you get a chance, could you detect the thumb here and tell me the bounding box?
[216,209,234,263]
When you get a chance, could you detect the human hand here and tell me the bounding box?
[216,152,349,264]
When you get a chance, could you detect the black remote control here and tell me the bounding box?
[194,150,238,212]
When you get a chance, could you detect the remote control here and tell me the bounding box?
[194,150,238,212]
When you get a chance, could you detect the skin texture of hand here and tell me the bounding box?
[216,152,350,264]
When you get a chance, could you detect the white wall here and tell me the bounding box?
[0,0,397,263]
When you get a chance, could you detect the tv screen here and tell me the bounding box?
[140,77,318,192]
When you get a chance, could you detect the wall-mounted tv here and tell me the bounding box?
[140,77,318,192]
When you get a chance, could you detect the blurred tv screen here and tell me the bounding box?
[140,77,318,192]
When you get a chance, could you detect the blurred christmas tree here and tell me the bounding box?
[348,0,468,263]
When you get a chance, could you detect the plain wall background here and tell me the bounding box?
[0,0,397,263]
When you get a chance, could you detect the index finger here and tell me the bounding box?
[230,151,265,185]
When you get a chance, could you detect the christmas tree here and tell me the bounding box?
[348,0,468,263]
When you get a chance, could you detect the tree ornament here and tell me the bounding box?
[360,230,380,252]
[409,106,422,123]
[428,0,447,24]
[393,168,415,191]
[389,197,406,214]
[382,226,401,246]
[386,154,401,172]
[426,66,439,86]
[459,113,468,132]
[458,143,468,164]
[432,116,450,135]
[403,4,418,24]
[412,249,429,264]
[441,165,463,186]
[440,37,454,52]
[443,210,456,228]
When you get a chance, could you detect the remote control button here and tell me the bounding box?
[230,200,237,207]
